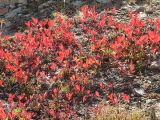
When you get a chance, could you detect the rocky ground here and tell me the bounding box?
[0,0,160,119]
[1,0,160,35]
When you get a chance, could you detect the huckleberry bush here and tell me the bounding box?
[0,5,159,119]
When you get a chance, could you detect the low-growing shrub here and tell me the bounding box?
[0,5,159,119]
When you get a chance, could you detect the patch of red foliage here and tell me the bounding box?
[0,5,159,119]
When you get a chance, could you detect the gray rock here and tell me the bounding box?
[121,5,132,10]
[24,14,31,18]
[17,0,27,5]
[155,103,160,118]
[38,2,50,10]
[17,3,24,7]
[9,4,16,10]
[156,52,160,58]
[38,4,43,10]
[64,0,72,3]
[150,61,160,70]
[40,9,47,14]
[133,87,145,96]
[17,13,22,17]
[138,12,147,20]
[0,100,10,112]
[146,99,152,104]
[96,0,112,4]
[71,0,84,7]
[47,0,55,4]
[0,3,6,8]
[5,7,22,18]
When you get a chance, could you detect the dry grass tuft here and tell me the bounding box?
[90,104,149,120]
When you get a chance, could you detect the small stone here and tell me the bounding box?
[40,9,46,14]
[133,87,145,96]
[17,13,22,17]
[154,103,160,119]
[96,0,112,4]
[38,4,44,10]
[9,4,16,10]
[0,3,6,8]
[146,8,154,14]
[47,0,55,4]
[0,100,10,112]
[146,99,152,104]
[17,0,27,5]
[150,61,160,70]
[156,52,160,58]
[64,0,72,3]
[38,2,49,10]
[71,0,84,7]
[121,5,132,10]
[138,12,147,20]
[134,6,146,13]
[17,3,23,7]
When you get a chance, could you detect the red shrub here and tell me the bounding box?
[0,5,159,119]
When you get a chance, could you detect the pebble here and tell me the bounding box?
[155,103,160,118]
[96,0,112,4]
[71,0,84,7]
[150,61,160,70]
[138,12,147,20]
[0,3,6,8]
[9,4,16,10]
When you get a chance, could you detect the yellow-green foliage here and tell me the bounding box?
[52,11,68,21]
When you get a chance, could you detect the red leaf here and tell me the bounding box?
[83,96,87,102]
[76,85,80,91]
[59,44,64,50]
[113,96,118,104]
[108,93,118,105]
[25,21,31,27]
[95,91,99,96]
[53,88,57,95]
[121,93,130,102]
[66,93,73,100]
[99,82,104,88]
[48,19,54,28]
[40,71,45,77]
[36,70,39,77]
[81,5,89,17]
[8,93,15,102]
[31,17,38,25]
[129,63,135,74]
[87,90,90,95]
[50,62,56,70]
[0,80,3,86]
[112,7,117,14]
[91,35,95,43]
[81,86,85,92]
[108,93,114,100]
[83,76,88,84]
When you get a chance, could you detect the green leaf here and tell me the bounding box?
[5,117,9,120]
[14,107,22,113]
[10,77,16,83]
